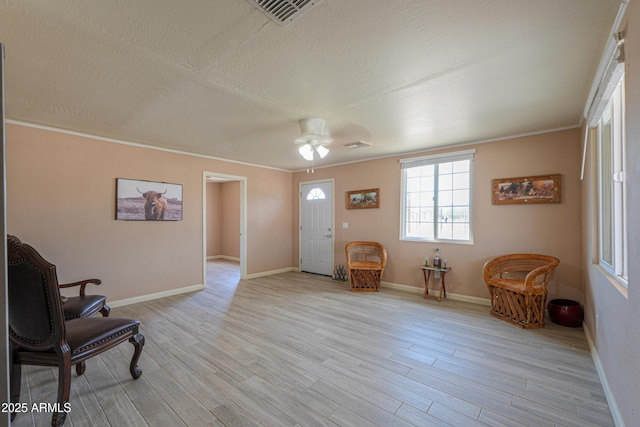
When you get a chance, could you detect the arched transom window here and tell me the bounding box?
[306,187,326,200]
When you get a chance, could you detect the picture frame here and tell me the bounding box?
[346,188,380,209]
[116,178,183,220]
[492,174,561,205]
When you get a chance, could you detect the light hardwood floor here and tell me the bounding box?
[12,260,613,426]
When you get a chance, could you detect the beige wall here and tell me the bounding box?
[206,182,222,256]
[206,181,240,258]
[581,3,640,425]
[6,123,293,301]
[221,181,241,258]
[293,128,583,302]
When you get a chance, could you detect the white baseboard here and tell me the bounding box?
[246,267,297,279]
[381,281,422,294]
[108,284,205,308]
[207,255,240,262]
[107,275,485,309]
[445,292,491,306]
[583,323,625,427]
[381,281,491,306]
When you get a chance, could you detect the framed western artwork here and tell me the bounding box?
[492,174,561,205]
[346,188,380,209]
[116,178,183,220]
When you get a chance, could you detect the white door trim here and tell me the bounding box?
[203,171,247,282]
[299,178,334,274]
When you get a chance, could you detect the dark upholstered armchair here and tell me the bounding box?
[7,236,111,320]
[60,278,111,319]
[7,235,144,427]
[9,235,111,377]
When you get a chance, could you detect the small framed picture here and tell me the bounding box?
[116,178,183,220]
[492,174,561,205]
[346,188,380,209]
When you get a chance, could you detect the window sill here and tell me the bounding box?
[401,237,474,246]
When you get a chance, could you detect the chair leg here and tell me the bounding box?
[52,352,71,427]
[128,332,145,379]
[9,354,21,421]
[100,304,111,317]
[76,303,109,376]
[76,361,86,376]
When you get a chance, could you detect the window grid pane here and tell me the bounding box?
[402,158,471,242]
[599,115,613,266]
[437,163,471,241]
[597,74,626,285]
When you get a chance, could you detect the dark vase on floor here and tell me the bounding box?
[548,299,584,327]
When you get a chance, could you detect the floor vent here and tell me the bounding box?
[245,0,318,25]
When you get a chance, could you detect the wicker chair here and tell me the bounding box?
[345,241,387,292]
[483,254,559,328]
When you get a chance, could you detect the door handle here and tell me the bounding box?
[325,234,333,238]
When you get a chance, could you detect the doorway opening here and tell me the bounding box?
[206,258,241,290]
[203,171,247,284]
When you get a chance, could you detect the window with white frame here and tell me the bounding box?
[400,149,475,243]
[597,75,627,285]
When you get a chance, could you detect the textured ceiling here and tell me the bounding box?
[0,0,621,171]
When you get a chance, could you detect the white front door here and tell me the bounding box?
[300,181,333,276]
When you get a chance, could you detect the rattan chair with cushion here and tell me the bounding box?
[7,235,144,426]
[483,253,559,329]
[345,241,387,292]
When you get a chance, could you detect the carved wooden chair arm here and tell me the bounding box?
[524,263,558,291]
[59,279,102,297]
[482,259,509,283]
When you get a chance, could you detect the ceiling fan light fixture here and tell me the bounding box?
[295,117,332,164]
[315,145,329,158]
[298,144,315,161]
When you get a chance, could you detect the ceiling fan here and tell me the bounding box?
[294,117,372,172]
[294,118,333,162]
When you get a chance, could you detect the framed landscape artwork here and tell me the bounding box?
[116,178,183,220]
[346,188,380,209]
[492,174,561,205]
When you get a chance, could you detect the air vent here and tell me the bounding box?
[245,0,318,25]
[344,141,371,149]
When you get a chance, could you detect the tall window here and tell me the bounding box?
[597,75,627,284]
[400,149,474,243]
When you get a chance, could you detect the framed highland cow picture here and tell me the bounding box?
[116,178,183,221]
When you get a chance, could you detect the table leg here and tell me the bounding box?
[437,271,446,301]
[423,269,431,299]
